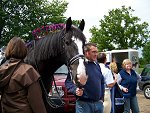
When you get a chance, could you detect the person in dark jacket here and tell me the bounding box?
[0,37,47,113]
[65,43,105,113]
[118,59,140,113]
[109,62,124,113]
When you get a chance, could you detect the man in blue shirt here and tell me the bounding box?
[65,43,105,113]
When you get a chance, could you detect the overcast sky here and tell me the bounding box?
[64,0,150,42]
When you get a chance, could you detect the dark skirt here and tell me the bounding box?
[110,83,124,113]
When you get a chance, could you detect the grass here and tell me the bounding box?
[138,68,144,74]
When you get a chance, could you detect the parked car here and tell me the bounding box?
[138,64,150,99]
[49,65,76,113]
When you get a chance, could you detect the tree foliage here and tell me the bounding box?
[90,6,150,51]
[142,41,150,64]
[0,0,68,46]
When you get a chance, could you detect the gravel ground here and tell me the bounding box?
[137,90,150,113]
[104,89,150,113]
[0,90,149,113]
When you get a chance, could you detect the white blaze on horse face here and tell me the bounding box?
[77,62,88,85]
[73,37,87,85]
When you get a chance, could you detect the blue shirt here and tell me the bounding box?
[65,61,105,101]
[119,69,138,97]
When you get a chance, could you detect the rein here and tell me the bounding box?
[32,40,65,108]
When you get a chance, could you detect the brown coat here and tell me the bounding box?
[0,58,47,113]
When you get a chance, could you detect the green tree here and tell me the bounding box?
[139,57,145,68]
[90,6,150,51]
[0,0,68,46]
[142,41,150,64]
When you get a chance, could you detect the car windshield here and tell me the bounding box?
[141,65,150,76]
[55,65,68,74]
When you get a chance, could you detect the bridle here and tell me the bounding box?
[67,54,86,88]
[68,54,85,66]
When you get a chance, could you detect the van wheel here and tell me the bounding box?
[143,85,150,99]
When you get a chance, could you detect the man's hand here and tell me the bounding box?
[76,88,84,96]
[122,87,128,93]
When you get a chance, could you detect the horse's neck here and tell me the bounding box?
[25,30,67,76]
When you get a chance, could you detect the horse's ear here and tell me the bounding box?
[66,17,72,32]
[78,19,85,31]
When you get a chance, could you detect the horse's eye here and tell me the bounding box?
[65,41,69,45]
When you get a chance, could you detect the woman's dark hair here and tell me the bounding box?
[5,37,27,59]
[97,52,106,63]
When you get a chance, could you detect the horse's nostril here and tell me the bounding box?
[65,41,69,45]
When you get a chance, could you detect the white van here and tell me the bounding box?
[104,49,139,72]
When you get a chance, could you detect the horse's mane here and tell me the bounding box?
[34,31,64,61]
[27,24,86,61]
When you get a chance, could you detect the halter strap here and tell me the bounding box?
[67,54,87,89]
[68,54,85,66]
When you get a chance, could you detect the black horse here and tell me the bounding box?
[25,17,87,112]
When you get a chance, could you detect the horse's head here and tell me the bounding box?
[25,17,88,89]
[63,17,88,86]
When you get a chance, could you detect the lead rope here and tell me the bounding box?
[33,40,64,108]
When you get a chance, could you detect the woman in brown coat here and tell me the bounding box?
[0,37,47,113]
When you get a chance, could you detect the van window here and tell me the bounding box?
[55,65,68,74]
